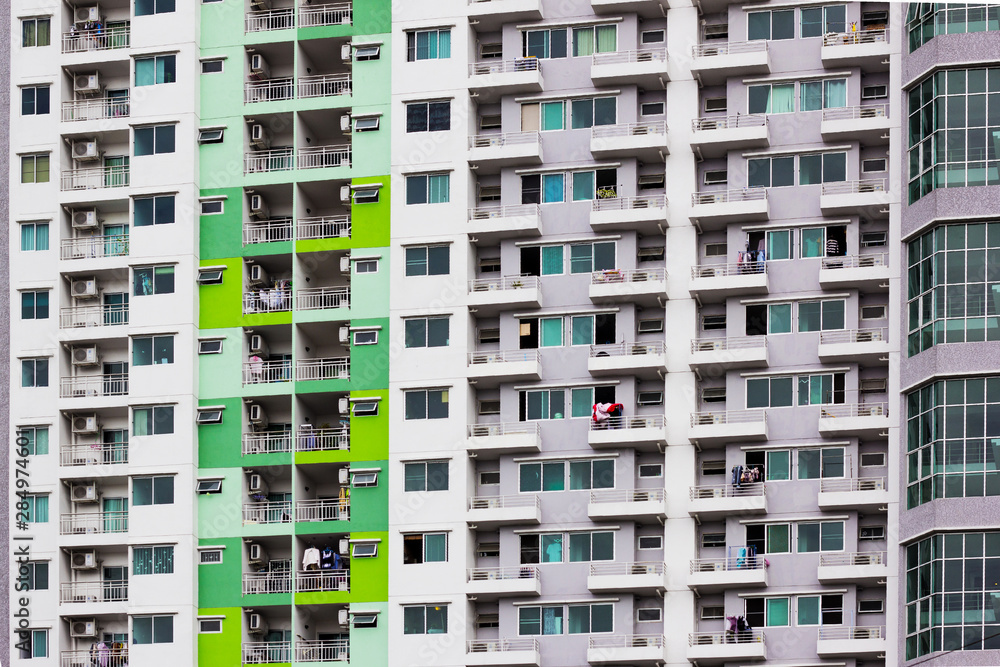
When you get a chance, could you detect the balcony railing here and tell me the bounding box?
[60,304,129,329]
[243,360,293,385]
[469,131,540,149]
[245,77,295,103]
[690,556,766,573]
[470,274,540,293]
[297,215,351,240]
[591,267,666,285]
[691,336,767,353]
[591,194,666,211]
[591,488,665,504]
[60,235,129,260]
[298,73,352,99]
[61,648,128,667]
[468,349,539,365]
[819,403,888,419]
[243,218,294,245]
[243,501,292,524]
[591,120,667,140]
[60,511,128,535]
[295,498,349,522]
[689,630,764,645]
[590,561,665,577]
[60,374,128,398]
[299,3,353,27]
[62,96,130,123]
[819,328,887,345]
[468,565,540,582]
[59,580,128,603]
[692,261,766,278]
[61,165,130,191]
[593,48,667,66]
[690,483,765,500]
[469,58,540,76]
[590,341,665,358]
[823,29,887,46]
[823,104,888,121]
[819,477,887,494]
[818,625,885,640]
[242,571,292,595]
[245,8,295,33]
[468,421,540,438]
[244,147,295,174]
[62,24,130,53]
[296,286,350,311]
[242,642,291,665]
[296,357,350,381]
[296,426,349,452]
[60,442,128,467]
[296,569,350,593]
[692,40,768,57]
[589,414,665,431]
[590,634,665,650]
[242,432,293,455]
[467,638,538,654]
[469,203,540,221]
[690,409,766,426]
[821,253,887,270]
[243,289,293,314]
[468,494,540,511]
[294,639,349,663]
[692,114,767,131]
[692,187,766,206]
[821,179,887,196]
[297,144,351,170]
[819,551,887,567]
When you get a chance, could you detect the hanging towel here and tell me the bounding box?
[303,547,321,570]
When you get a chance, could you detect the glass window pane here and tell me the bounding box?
[424,534,446,562]
[540,317,563,346]
[798,523,820,552]
[573,171,595,200]
[822,300,845,330]
[767,451,790,480]
[541,246,564,274]
[541,534,563,562]
[135,59,155,86]
[569,532,591,561]
[542,462,564,491]
[427,246,449,275]
[823,153,847,182]
[799,450,821,479]
[748,85,771,114]
[802,228,825,257]
[799,302,822,331]
[799,596,820,624]
[133,338,153,366]
[404,319,426,348]
[133,617,152,644]
[596,26,616,53]
[571,99,593,129]
[572,316,594,345]
[426,461,449,490]
[569,461,591,490]
[405,391,426,419]
[771,377,793,407]
[824,79,847,108]
[427,318,449,347]
[767,524,790,552]
[772,84,795,113]
[520,463,541,492]
[766,597,790,626]
[821,522,844,551]
[592,532,614,560]
[427,390,448,419]
[769,304,792,333]
[406,175,427,205]
[594,97,616,125]
[772,10,795,39]
[801,81,823,111]
[542,101,565,130]
[542,173,564,202]
[153,477,174,504]
[571,388,592,418]
[748,12,770,39]
[403,607,424,634]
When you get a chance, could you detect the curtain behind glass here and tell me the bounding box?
[21,225,34,251]
[771,85,795,113]
[596,26,617,52]
[134,548,153,575]
[154,546,174,573]
[134,409,151,436]
[573,27,594,57]
[824,79,847,108]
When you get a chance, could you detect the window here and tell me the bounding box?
[571,168,617,200]
[703,169,727,185]
[765,450,791,481]
[796,373,846,405]
[407,29,451,60]
[522,28,567,58]
[22,495,48,523]
[404,317,449,348]
[798,300,846,331]
[859,525,885,541]
[638,319,664,333]
[638,246,665,262]
[748,10,795,40]
[520,245,566,276]
[354,116,380,132]
[745,303,792,335]
[352,187,379,203]
[134,125,176,156]
[19,427,49,456]
[702,533,726,548]
[798,448,845,479]
[479,115,502,132]
[571,25,617,56]
[353,330,378,345]
[21,86,50,116]
[133,546,174,574]
[702,460,726,476]
[355,45,380,61]
[21,291,49,320]
[570,241,616,273]
[404,605,448,634]
[135,55,176,86]
[520,532,612,563]
[907,4,1000,53]
[518,603,613,635]
[199,620,223,633]
[767,524,791,553]
[748,83,795,115]
[355,259,378,274]
[748,155,795,187]
[799,79,847,111]
[352,401,379,417]
[858,599,884,614]
[405,246,449,276]
[518,459,614,492]
[519,386,611,420]
[798,152,847,184]
[21,359,48,388]
[705,98,727,112]
[637,391,663,405]
[352,613,378,628]
[637,608,661,622]
[404,461,449,492]
[638,535,663,550]
[352,542,378,558]
[201,59,224,74]
[638,463,663,478]
[478,400,500,416]
[406,101,450,132]
[133,406,174,435]
[797,594,844,626]
[133,616,173,644]
[746,376,793,408]
[197,270,223,286]
[861,231,887,247]
[403,533,447,563]
[198,129,224,145]
[351,470,379,487]
[134,266,174,295]
[405,173,450,204]
[797,521,844,552]
[21,18,50,47]
[20,154,49,183]
[638,173,665,190]
[133,335,174,366]
[136,0,176,15]
[701,606,724,620]
[196,480,222,494]
[479,471,500,485]
[640,102,664,116]
[133,476,174,506]
[135,195,176,226]
[863,158,887,173]
[477,542,500,558]
[19,222,49,252]
[862,84,888,100]
[404,389,449,420]
[642,30,665,43]
[861,452,886,467]
[572,97,617,128]
[22,562,48,590]
[801,5,846,37]
[480,43,502,59]
[195,409,223,425]
[19,629,48,659]
[478,328,500,345]
[744,597,790,627]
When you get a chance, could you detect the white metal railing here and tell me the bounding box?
[590,488,665,504]
[692,262,766,279]
[822,179,887,195]
[242,432,293,455]
[823,104,888,121]
[298,73,352,99]
[819,551,887,567]
[60,511,128,535]
[593,48,667,66]
[60,442,128,467]
[690,556,766,573]
[244,147,295,173]
[820,477,887,493]
[296,570,350,593]
[59,374,128,398]
[692,40,768,57]
[296,498,349,522]
[821,253,887,270]
[592,120,667,140]
[589,634,665,649]
[242,360,293,385]
[299,3,353,27]
[297,144,351,170]
[691,409,766,427]
[296,286,350,310]
[692,114,767,131]
[819,328,887,345]
[823,29,887,46]
[591,267,666,284]
[589,414,665,431]
[692,187,766,206]
[592,194,666,211]
[61,165,130,191]
[242,571,292,595]
[590,561,665,577]
[818,625,886,640]
[297,215,351,240]
[468,349,540,365]
[243,218,293,245]
[469,58,540,76]
[244,78,295,104]
[468,494,540,511]
[60,304,129,329]
[242,501,292,524]
[689,630,765,645]
[468,421,540,438]
[62,25,130,53]
[294,639,349,663]
[689,483,766,500]
[242,642,291,665]
[61,96,130,122]
[59,580,128,603]
[469,274,540,292]
[590,341,665,357]
[245,8,294,32]
[467,638,538,654]
[468,566,540,582]
[61,648,128,667]
[691,336,767,353]
[296,426,349,452]
[469,131,541,150]
[60,235,129,260]
[819,403,888,419]
[243,289,293,314]
[296,357,350,382]
[469,203,541,221]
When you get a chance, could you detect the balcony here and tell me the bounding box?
[821,29,890,70]
[295,498,349,522]
[588,635,666,665]
[299,3,353,27]
[60,234,130,261]
[294,639,350,663]
[691,188,768,228]
[690,41,769,85]
[817,551,888,585]
[588,342,666,379]
[468,275,542,314]
[59,374,128,399]
[588,488,666,522]
[689,409,767,445]
[60,303,129,329]
[467,422,541,457]
[588,562,666,595]
[688,483,767,521]
[59,580,128,604]
[588,415,666,451]
[589,268,666,305]
[819,253,890,290]
[297,215,351,241]
[468,349,541,385]
[246,8,295,32]
[816,626,886,659]
[818,403,889,438]
[590,195,666,233]
[242,642,291,665]
[469,132,542,166]
[299,144,352,170]
[818,328,890,364]
[243,501,292,525]
[687,631,766,664]
[296,426,349,452]
[61,95,130,123]
[61,164,130,192]
[818,476,889,512]
[244,218,294,245]
[60,510,128,535]
[62,24,130,54]
[591,48,668,87]
[242,432,293,455]
[466,566,540,598]
[297,286,350,311]
[689,555,767,592]
[820,179,890,215]
[296,569,350,593]
[60,441,128,467]
[590,121,668,160]
[296,357,350,382]
[466,0,542,30]
[62,648,128,667]
[243,359,293,386]
[821,104,890,143]
[690,115,768,158]
[466,638,539,666]
[468,58,543,96]
[689,262,767,301]
[467,494,540,529]
[469,204,542,240]
[244,145,351,175]
[242,571,293,595]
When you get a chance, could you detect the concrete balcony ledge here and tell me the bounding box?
[690,41,769,85]
[590,0,665,15]
[468,58,543,94]
[468,349,542,384]
[587,562,667,595]
[821,29,890,70]
[588,634,666,664]
[590,195,666,233]
[687,631,766,664]
[691,188,768,228]
[818,551,888,585]
[592,49,668,87]
[466,0,542,29]
[467,422,541,457]
[820,179,890,214]
[688,556,768,592]
[466,638,540,666]
[466,566,540,598]
[689,409,767,445]
[818,327,890,364]
[467,494,541,528]
[816,626,887,658]
[468,275,542,314]
[589,268,666,305]
[469,131,542,166]
[689,262,768,301]
[688,483,767,520]
[591,121,668,160]
[818,403,889,438]
[818,252,890,290]
[821,104,890,142]
[588,341,666,379]
[818,476,889,512]
[468,204,542,241]
[588,488,666,521]
[588,415,666,451]
[689,336,768,371]
[691,114,768,158]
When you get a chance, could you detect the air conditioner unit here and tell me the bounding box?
[248,543,268,566]
[340,256,350,273]
[338,468,349,485]
[71,483,98,503]
[72,141,101,161]
[340,185,351,202]
[250,124,271,150]
[248,264,269,287]
[75,6,101,23]
[71,346,100,366]
[339,538,350,555]
[249,334,269,358]
[70,619,98,638]
[341,44,352,62]
[72,209,100,230]
[338,609,349,625]
[247,613,268,635]
[249,194,269,219]
[248,404,268,428]
[71,278,99,299]
[72,415,100,434]
[248,474,268,495]
[249,54,270,79]
[339,326,350,343]
[71,550,98,570]
[340,114,351,132]
[74,73,101,95]
[338,397,350,414]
